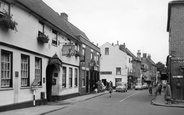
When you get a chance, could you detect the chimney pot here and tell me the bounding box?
[60,12,68,21]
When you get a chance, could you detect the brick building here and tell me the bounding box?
[167,0,184,100]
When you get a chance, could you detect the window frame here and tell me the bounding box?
[62,66,66,88]
[74,68,78,87]
[69,67,73,88]
[105,47,109,55]
[21,54,30,87]
[82,70,85,87]
[1,49,13,88]
[0,1,10,15]
[116,67,121,75]
[35,57,42,86]
[52,29,58,46]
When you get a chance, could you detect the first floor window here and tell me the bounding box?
[74,68,78,87]
[116,67,121,75]
[1,50,12,88]
[35,57,42,86]
[82,70,85,86]
[62,67,66,88]
[69,68,73,87]
[21,54,30,87]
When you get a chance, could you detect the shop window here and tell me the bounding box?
[35,57,42,86]
[1,50,12,88]
[21,54,30,87]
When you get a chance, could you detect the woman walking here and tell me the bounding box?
[109,81,113,98]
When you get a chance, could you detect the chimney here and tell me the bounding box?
[117,41,119,45]
[137,50,141,60]
[148,54,151,59]
[60,12,68,21]
[119,43,126,51]
[143,53,147,58]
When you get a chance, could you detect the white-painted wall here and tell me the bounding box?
[0,3,79,106]
[100,43,127,87]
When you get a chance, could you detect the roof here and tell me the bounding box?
[167,0,184,32]
[14,0,85,43]
[14,0,99,50]
[124,48,140,62]
[64,20,90,41]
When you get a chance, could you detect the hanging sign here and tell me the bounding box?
[62,44,76,56]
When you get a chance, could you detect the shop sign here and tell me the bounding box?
[172,75,183,78]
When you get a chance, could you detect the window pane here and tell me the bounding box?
[21,55,29,87]
[69,68,72,87]
[1,50,12,88]
[105,48,109,55]
[62,67,66,88]
[35,58,42,86]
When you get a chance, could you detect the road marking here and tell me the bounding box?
[120,92,140,102]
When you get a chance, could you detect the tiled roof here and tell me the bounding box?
[64,20,90,41]
[125,48,140,61]
[15,0,78,41]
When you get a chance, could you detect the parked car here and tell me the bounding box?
[135,83,143,90]
[142,83,148,89]
[116,82,127,92]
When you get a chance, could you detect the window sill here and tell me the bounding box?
[0,87,13,91]
[20,86,30,90]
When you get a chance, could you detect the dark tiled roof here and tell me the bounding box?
[125,48,140,61]
[64,20,90,41]
[15,0,77,40]
[14,0,98,50]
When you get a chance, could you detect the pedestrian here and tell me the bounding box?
[164,82,172,104]
[109,81,113,98]
[158,82,162,95]
[148,82,153,95]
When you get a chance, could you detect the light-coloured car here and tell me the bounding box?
[142,83,148,89]
[135,83,143,90]
[116,82,127,92]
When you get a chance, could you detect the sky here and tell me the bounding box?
[43,0,171,64]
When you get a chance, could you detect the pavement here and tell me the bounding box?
[0,91,109,115]
[1,90,184,115]
[151,91,184,108]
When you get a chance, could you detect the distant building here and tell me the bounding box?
[141,53,157,85]
[100,42,127,87]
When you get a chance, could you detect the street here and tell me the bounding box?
[45,89,183,115]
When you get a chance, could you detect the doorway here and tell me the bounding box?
[46,65,55,102]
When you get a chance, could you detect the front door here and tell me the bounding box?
[46,65,55,102]
[86,71,89,93]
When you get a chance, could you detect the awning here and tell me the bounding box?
[48,54,62,67]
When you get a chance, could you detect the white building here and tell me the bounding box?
[100,42,127,87]
[0,0,82,110]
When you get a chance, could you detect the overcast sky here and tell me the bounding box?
[43,0,171,64]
